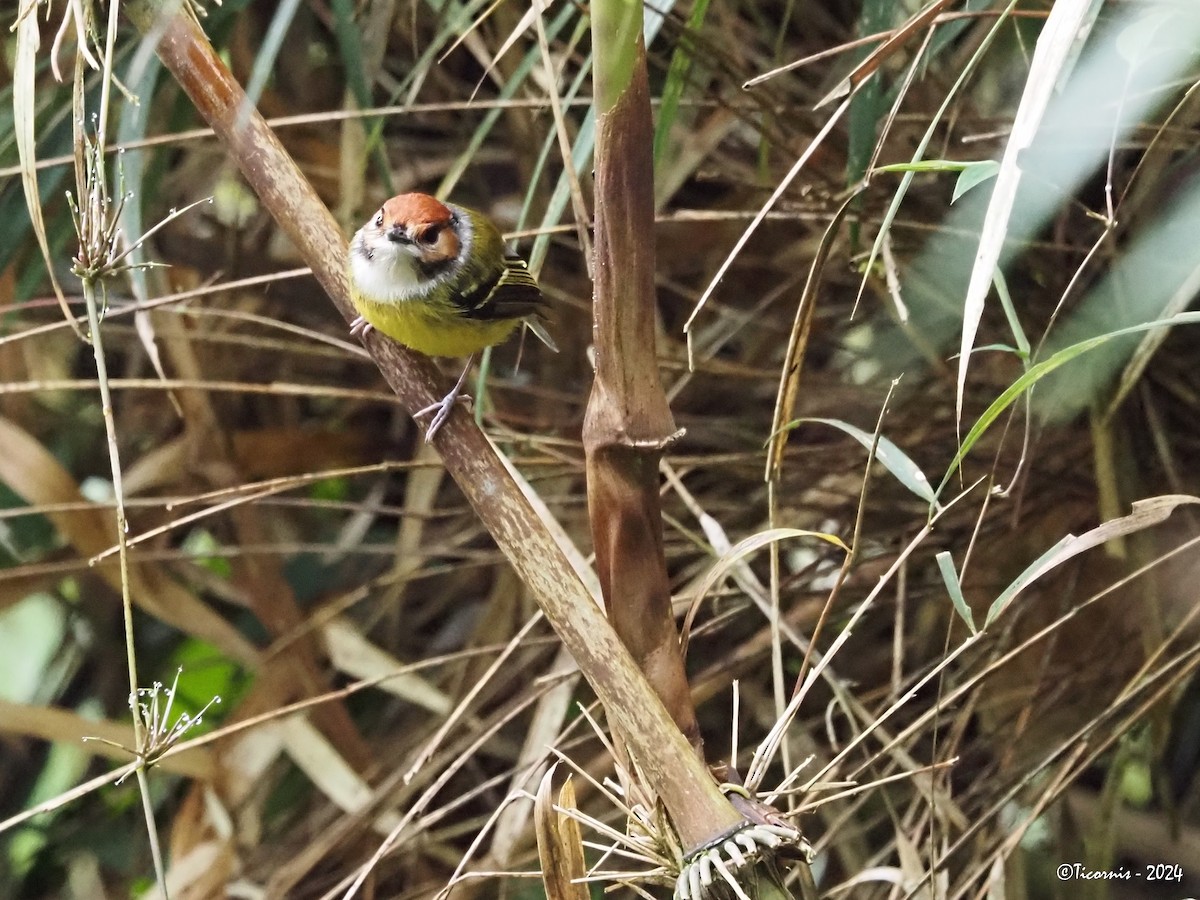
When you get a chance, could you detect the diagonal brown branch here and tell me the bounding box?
[123,0,740,851]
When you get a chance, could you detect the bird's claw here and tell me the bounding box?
[349,316,373,338]
[414,358,475,443]
[414,392,472,442]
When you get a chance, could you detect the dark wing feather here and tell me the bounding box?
[458,256,546,321]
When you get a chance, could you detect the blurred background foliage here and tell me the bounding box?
[2,0,1200,897]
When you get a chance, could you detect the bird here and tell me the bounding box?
[347,192,553,441]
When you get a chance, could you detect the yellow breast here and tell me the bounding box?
[351,291,520,358]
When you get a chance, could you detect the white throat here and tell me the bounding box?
[350,239,427,304]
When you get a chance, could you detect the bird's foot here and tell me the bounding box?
[413,357,475,443]
[414,391,472,442]
[349,316,373,338]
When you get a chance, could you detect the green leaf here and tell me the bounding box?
[874,159,983,174]
[329,0,392,191]
[992,269,1029,360]
[653,0,712,166]
[846,0,893,190]
[243,0,304,113]
[440,2,580,199]
[983,495,1200,627]
[794,417,938,508]
[857,3,1019,317]
[936,551,975,634]
[182,529,232,578]
[168,640,245,723]
[952,160,1001,202]
[937,312,1200,499]
[940,314,1200,501]
[329,0,372,111]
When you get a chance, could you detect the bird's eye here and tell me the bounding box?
[374,210,384,227]
[421,225,442,245]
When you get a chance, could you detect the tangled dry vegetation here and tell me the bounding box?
[3,0,1200,898]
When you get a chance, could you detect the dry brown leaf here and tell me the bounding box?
[123,426,369,494]
[321,617,451,714]
[534,767,588,900]
[0,416,258,664]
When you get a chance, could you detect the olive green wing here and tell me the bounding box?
[495,259,557,350]
[458,257,547,322]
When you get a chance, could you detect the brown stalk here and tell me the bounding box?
[584,16,697,747]
[584,8,815,893]
[124,0,740,850]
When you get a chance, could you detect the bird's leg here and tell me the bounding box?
[349,316,373,338]
[414,356,474,442]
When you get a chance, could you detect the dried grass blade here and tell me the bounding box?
[683,97,850,368]
[766,190,860,483]
[491,647,578,864]
[533,0,592,269]
[681,528,848,661]
[14,0,85,341]
[815,0,954,109]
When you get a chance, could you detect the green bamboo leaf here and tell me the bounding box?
[653,0,711,166]
[870,156,999,201]
[846,0,892,193]
[517,20,591,239]
[992,269,1029,360]
[330,0,393,192]
[531,0,673,271]
[856,1,1019,313]
[794,417,938,508]
[984,495,1200,627]
[937,312,1200,498]
[936,551,975,634]
[956,0,1085,401]
[440,3,580,199]
[874,159,981,174]
[530,109,595,273]
[953,160,1001,202]
[243,0,304,113]
[329,0,373,111]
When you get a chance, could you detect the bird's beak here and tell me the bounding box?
[386,226,411,245]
